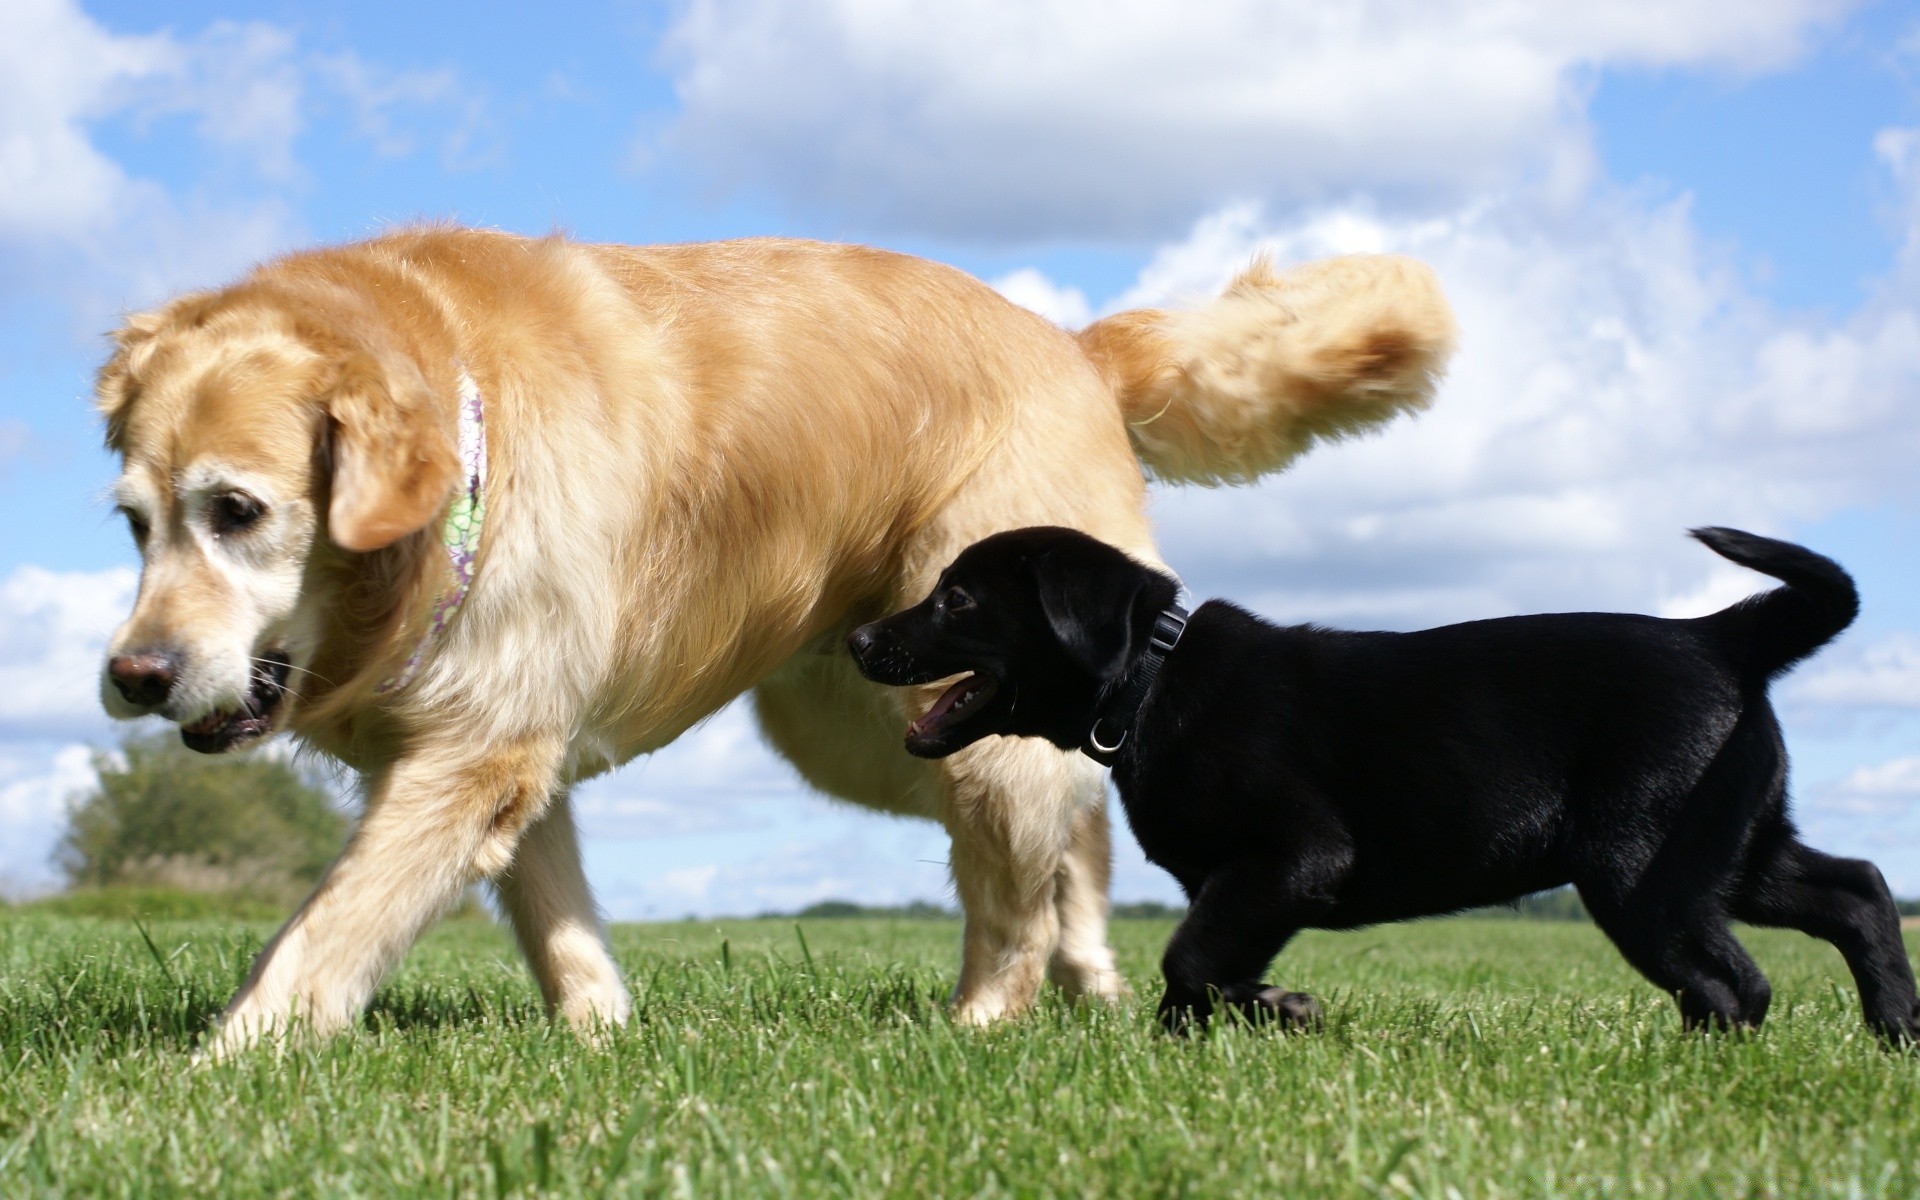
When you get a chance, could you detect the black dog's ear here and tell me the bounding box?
[1036,552,1152,683]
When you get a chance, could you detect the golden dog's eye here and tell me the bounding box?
[210,491,265,535]
[118,507,149,542]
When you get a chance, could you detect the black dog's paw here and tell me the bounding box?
[1870,1002,1920,1047]
[1158,985,1323,1035]
[1157,992,1206,1037]
[1243,986,1322,1031]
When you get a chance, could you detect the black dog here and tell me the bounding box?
[848,526,1920,1040]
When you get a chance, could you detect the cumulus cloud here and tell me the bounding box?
[1049,178,1920,630]
[989,268,1092,328]
[0,0,174,240]
[574,699,806,838]
[1841,755,1920,795]
[1812,754,1920,819]
[0,565,136,741]
[1794,635,1920,709]
[0,3,309,252]
[0,0,489,330]
[595,828,954,918]
[0,742,96,893]
[659,0,1850,238]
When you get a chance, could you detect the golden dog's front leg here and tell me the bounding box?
[206,735,565,1057]
[494,791,631,1030]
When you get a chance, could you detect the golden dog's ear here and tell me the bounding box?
[327,352,459,553]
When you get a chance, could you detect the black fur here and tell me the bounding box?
[849,526,1920,1041]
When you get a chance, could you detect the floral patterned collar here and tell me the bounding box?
[375,368,486,695]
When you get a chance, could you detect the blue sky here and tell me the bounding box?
[2,0,1918,915]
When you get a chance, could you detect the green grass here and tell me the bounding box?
[2,914,1916,1197]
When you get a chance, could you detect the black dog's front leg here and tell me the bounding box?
[1158,856,1342,1034]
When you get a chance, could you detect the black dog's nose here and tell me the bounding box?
[108,651,178,707]
[847,625,879,663]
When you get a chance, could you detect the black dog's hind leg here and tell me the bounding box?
[1581,884,1769,1032]
[1734,832,1920,1042]
[1157,850,1347,1033]
[1579,722,1786,1033]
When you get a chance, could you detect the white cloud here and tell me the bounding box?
[1812,754,1920,818]
[0,1,490,331]
[0,2,301,243]
[311,51,496,169]
[0,741,93,829]
[1876,124,1920,280]
[1842,755,1920,794]
[1794,635,1920,709]
[1062,178,1920,630]
[597,832,953,918]
[0,0,173,240]
[989,268,1092,328]
[574,699,804,838]
[659,0,1850,238]
[131,20,306,183]
[0,741,96,894]
[0,565,136,741]
[1655,562,1780,620]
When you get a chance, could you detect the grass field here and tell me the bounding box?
[3,913,1918,1197]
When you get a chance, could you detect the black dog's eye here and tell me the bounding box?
[210,491,265,535]
[940,587,975,614]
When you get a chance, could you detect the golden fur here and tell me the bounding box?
[96,228,1454,1052]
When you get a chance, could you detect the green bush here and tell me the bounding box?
[56,730,348,901]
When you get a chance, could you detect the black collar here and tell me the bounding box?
[1083,604,1188,766]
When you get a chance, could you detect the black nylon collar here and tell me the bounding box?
[1083,604,1188,766]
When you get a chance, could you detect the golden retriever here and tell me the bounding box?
[95,229,1453,1053]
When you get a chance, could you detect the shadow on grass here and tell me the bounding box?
[363,983,546,1034]
[0,982,231,1056]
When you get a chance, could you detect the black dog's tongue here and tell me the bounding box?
[908,674,997,738]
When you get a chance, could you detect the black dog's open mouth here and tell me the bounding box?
[907,672,1000,746]
[180,651,291,754]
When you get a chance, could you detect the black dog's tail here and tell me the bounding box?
[1693,527,1858,679]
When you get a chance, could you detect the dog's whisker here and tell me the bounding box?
[253,656,333,688]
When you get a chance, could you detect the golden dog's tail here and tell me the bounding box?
[1077,255,1457,483]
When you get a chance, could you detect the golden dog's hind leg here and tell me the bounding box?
[205,735,564,1058]
[941,738,1106,1024]
[493,790,632,1032]
[757,649,1128,1021]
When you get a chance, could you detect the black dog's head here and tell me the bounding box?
[848,527,1181,758]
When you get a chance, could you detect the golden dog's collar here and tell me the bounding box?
[375,369,487,695]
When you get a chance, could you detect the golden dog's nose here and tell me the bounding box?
[108,652,178,708]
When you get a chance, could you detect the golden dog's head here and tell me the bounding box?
[97,275,460,752]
